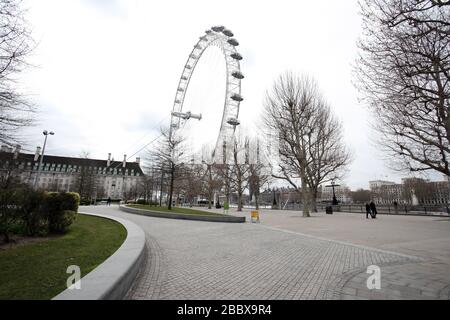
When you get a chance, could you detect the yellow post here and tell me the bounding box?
[251,210,260,223]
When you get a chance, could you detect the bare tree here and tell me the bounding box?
[177,161,204,206]
[0,149,22,188]
[248,138,271,210]
[198,145,222,209]
[264,72,349,216]
[228,134,252,212]
[0,0,35,146]
[355,0,450,176]
[264,73,316,217]
[150,126,185,210]
[304,104,351,212]
[140,166,158,204]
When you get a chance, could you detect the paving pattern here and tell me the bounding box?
[339,261,450,300]
[82,206,450,300]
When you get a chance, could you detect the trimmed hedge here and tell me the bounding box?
[136,199,159,206]
[0,187,80,241]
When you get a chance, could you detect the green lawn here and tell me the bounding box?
[0,214,127,300]
[128,204,227,216]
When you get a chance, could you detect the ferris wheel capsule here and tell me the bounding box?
[222,29,234,37]
[230,52,243,60]
[227,117,240,126]
[211,25,225,32]
[231,93,244,102]
[232,71,244,79]
[227,38,239,46]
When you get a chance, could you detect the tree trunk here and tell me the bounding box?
[168,163,174,210]
[255,192,259,210]
[237,191,243,211]
[208,169,212,209]
[208,190,212,209]
[301,173,310,217]
[3,232,10,243]
[311,188,318,213]
[159,171,164,207]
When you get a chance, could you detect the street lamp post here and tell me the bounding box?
[34,130,54,189]
[325,180,340,205]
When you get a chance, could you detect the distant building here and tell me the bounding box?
[369,180,396,189]
[0,145,144,200]
[369,177,449,205]
[370,183,404,205]
[320,184,352,204]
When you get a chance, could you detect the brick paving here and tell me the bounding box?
[80,206,450,300]
[124,221,417,300]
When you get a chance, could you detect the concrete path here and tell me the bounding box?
[80,206,450,300]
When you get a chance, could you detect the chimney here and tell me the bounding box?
[135,157,140,164]
[0,145,7,152]
[34,146,41,162]
[123,154,127,168]
[13,144,21,159]
[107,153,111,167]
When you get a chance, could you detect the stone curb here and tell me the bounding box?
[120,205,246,223]
[52,211,146,300]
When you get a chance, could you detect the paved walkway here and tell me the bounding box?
[81,206,450,300]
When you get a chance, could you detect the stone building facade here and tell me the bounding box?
[0,145,144,200]
[369,178,449,205]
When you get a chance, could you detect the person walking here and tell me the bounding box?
[369,201,377,219]
[107,197,111,206]
[365,203,371,219]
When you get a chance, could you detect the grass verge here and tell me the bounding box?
[0,214,127,300]
[128,205,227,216]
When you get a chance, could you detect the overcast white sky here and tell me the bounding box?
[16,0,444,190]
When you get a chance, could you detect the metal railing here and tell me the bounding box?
[219,202,450,216]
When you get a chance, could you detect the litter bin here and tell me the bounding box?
[325,206,333,214]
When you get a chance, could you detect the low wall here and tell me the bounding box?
[120,205,246,223]
[52,212,146,300]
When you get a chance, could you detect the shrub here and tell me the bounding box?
[60,192,80,212]
[79,199,91,206]
[50,210,77,233]
[0,188,21,242]
[136,199,148,205]
[44,192,79,233]
[19,187,48,236]
[0,189,80,241]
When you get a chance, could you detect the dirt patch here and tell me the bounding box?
[0,235,58,251]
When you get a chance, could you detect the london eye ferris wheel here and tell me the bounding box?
[169,25,244,163]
